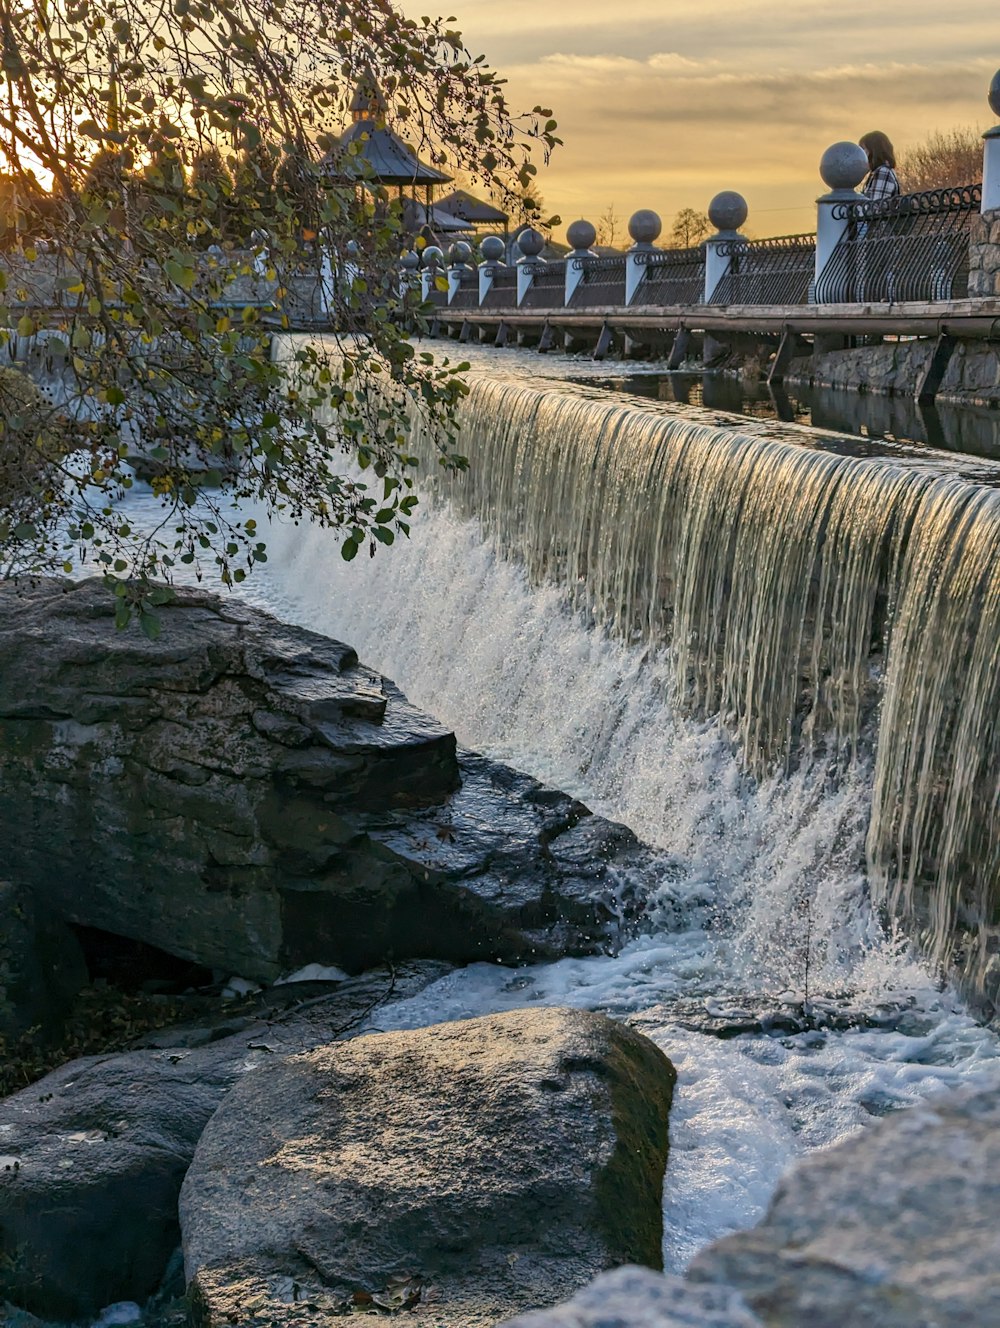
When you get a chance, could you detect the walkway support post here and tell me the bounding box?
[626,210,662,304]
[516,228,546,305]
[565,220,597,304]
[704,192,748,301]
[983,70,1000,212]
[814,142,868,302]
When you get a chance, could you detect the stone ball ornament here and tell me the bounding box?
[448,241,473,265]
[516,228,546,258]
[990,69,1000,119]
[567,219,597,251]
[399,250,420,271]
[421,245,444,268]
[628,210,662,246]
[708,191,748,233]
[479,235,507,262]
[345,240,360,258]
[819,142,869,193]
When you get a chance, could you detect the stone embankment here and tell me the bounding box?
[0,577,665,1036]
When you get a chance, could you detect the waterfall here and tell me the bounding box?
[393,372,999,1006]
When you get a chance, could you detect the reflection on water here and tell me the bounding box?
[573,372,1000,461]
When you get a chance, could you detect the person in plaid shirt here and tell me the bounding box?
[860,131,900,200]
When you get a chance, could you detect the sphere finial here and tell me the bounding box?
[819,142,868,193]
[516,227,545,259]
[990,69,1000,119]
[708,191,748,234]
[628,209,662,247]
[480,234,506,263]
[421,245,444,269]
[566,219,597,252]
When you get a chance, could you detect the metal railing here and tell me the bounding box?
[567,255,627,308]
[815,185,981,304]
[630,247,706,307]
[480,265,518,310]
[711,234,817,305]
[520,260,567,309]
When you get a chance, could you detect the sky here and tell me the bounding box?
[398,0,998,242]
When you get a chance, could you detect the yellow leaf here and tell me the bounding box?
[16,315,35,337]
[215,315,231,333]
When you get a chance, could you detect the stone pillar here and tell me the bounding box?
[625,210,661,305]
[399,250,420,299]
[703,192,748,302]
[478,235,506,304]
[447,241,473,304]
[982,71,1000,212]
[564,220,596,304]
[814,142,868,302]
[420,246,444,302]
[516,228,545,305]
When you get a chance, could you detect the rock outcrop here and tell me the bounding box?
[0,578,663,985]
[0,965,444,1320]
[502,1266,763,1328]
[180,1007,676,1327]
[688,1076,1000,1327]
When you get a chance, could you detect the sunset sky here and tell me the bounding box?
[399,0,998,242]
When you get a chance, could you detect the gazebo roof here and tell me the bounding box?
[435,189,509,225]
[323,81,453,187]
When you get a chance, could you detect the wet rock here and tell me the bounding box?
[0,578,663,985]
[181,1007,676,1327]
[0,965,442,1320]
[689,1076,1000,1327]
[501,1266,763,1328]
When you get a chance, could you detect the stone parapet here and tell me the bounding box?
[968,208,1000,298]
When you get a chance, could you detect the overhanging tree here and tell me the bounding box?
[0,0,558,630]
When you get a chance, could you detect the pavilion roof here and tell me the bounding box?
[324,118,453,187]
[435,189,509,225]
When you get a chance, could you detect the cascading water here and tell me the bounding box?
[229,341,1000,1269]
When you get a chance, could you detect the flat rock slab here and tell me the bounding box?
[502,1266,763,1328]
[689,1077,1000,1327]
[0,579,667,982]
[0,965,443,1321]
[181,1007,676,1327]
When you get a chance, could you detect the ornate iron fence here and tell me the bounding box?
[629,247,705,306]
[815,185,981,304]
[567,255,627,308]
[710,234,817,305]
[480,265,518,310]
[520,260,567,309]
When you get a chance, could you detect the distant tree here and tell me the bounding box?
[669,207,710,249]
[595,202,622,249]
[188,147,234,239]
[897,126,984,192]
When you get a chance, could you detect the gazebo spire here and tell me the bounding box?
[350,76,388,125]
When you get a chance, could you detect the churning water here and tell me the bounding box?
[230,342,1000,1269]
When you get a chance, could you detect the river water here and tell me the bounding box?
[217,342,1000,1272]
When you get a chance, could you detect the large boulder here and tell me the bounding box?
[180,1007,676,1327]
[689,1077,1000,1327]
[0,965,443,1320]
[0,578,663,983]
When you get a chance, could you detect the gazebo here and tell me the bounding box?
[324,80,454,234]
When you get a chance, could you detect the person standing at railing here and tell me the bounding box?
[859,132,900,199]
